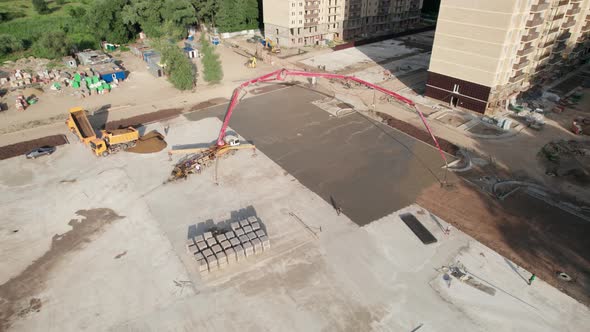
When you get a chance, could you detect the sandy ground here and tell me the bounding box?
[1,116,588,331]
[0,44,276,136]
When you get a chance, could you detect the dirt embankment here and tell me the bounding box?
[416,172,590,307]
[105,108,183,130]
[0,135,68,160]
[376,112,460,155]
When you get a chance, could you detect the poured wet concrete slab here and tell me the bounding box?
[185,86,450,225]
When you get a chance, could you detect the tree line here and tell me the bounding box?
[0,0,261,59]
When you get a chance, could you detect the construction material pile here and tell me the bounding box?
[126,131,167,154]
[541,140,590,184]
[186,217,271,276]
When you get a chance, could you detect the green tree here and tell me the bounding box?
[67,6,86,18]
[215,0,237,33]
[161,0,198,39]
[32,0,50,14]
[56,0,66,5]
[200,34,222,83]
[160,43,195,90]
[191,0,217,25]
[215,0,259,32]
[0,34,23,56]
[86,0,137,44]
[33,31,71,59]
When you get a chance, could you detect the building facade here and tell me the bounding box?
[425,0,590,114]
[263,0,423,47]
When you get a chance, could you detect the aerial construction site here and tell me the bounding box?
[1,1,590,331]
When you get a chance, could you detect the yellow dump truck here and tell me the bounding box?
[66,106,96,144]
[66,106,140,157]
[91,128,140,157]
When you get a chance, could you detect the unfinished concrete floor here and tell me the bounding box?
[1,116,588,331]
[185,86,451,226]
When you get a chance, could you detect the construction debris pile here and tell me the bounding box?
[186,217,271,276]
[541,140,590,183]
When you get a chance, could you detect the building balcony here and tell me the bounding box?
[522,31,540,42]
[517,44,535,56]
[578,33,589,43]
[526,17,544,28]
[566,7,581,16]
[549,55,562,64]
[530,2,549,12]
[513,59,530,70]
[510,73,527,83]
[306,4,320,10]
[305,13,319,19]
[557,31,572,41]
[537,52,551,61]
[558,0,569,6]
[547,26,560,35]
[540,38,556,48]
[582,22,590,32]
[304,21,319,28]
[552,13,565,21]
[562,19,575,28]
[554,42,567,52]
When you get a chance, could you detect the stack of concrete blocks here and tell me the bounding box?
[185,216,271,277]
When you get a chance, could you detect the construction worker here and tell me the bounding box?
[528,273,536,285]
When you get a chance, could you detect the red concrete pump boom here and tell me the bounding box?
[217,69,448,164]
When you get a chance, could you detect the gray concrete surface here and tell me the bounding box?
[185,86,451,226]
[1,116,589,331]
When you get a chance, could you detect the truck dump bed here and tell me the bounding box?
[69,107,94,139]
[102,127,139,145]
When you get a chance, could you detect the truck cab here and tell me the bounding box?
[89,138,109,157]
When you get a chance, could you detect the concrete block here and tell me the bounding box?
[239,219,250,227]
[243,225,253,233]
[235,228,245,237]
[225,247,236,262]
[243,241,254,257]
[206,255,218,271]
[196,240,208,251]
[259,236,271,250]
[229,237,241,247]
[216,234,227,242]
[255,229,266,238]
[206,238,217,247]
[233,244,245,260]
[247,232,257,241]
[197,259,209,274]
[202,248,214,258]
[220,240,232,250]
[194,234,205,243]
[186,241,197,254]
[193,252,205,261]
[239,235,250,244]
[211,244,222,254]
[217,251,228,266]
[251,238,262,254]
[251,222,261,231]
[225,231,235,240]
[230,222,241,231]
[203,231,213,240]
[247,216,258,224]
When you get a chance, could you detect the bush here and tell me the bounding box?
[0,34,23,56]
[33,31,71,59]
[200,34,223,83]
[56,0,67,5]
[161,44,195,90]
[32,0,50,14]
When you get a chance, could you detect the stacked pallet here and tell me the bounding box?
[186,216,271,276]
